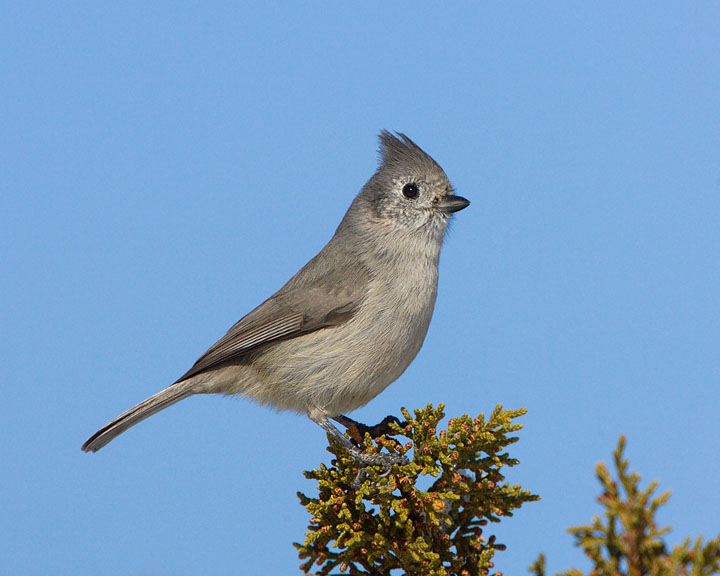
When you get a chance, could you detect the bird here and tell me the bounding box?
[82,131,469,467]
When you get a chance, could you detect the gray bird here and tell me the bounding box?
[82,131,469,467]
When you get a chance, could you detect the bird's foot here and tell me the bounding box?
[347,448,407,489]
[309,412,410,475]
[344,445,409,467]
[332,414,407,444]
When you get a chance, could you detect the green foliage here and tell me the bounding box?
[296,403,538,576]
[530,436,720,576]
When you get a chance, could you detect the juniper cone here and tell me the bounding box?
[82,132,469,467]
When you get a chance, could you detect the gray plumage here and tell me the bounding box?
[82,132,469,462]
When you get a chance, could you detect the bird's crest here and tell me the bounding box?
[377,131,443,176]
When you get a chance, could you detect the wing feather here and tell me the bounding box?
[175,311,304,382]
[175,244,370,384]
[175,292,358,383]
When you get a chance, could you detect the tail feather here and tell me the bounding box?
[82,384,195,453]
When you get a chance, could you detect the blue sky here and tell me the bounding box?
[2,3,719,575]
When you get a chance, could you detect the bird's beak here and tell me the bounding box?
[435,194,470,214]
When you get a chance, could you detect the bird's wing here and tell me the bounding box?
[174,286,360,383]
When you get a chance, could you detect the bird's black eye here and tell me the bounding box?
[402,183,419,199]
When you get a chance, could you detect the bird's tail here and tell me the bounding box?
[82,382,196,453]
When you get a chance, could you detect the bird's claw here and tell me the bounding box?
[350,457,403,489]
[333,414,407,445]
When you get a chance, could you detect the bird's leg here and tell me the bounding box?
[308,412,409,468]
[332,414,407,443]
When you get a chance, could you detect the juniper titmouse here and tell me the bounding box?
[82,131,469,467]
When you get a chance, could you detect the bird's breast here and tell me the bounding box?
[355,251,439,373]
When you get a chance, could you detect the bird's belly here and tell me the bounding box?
[238,289,434,415]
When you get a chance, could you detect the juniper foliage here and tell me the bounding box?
[530,436,720,576]
[296,404,538,576]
